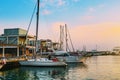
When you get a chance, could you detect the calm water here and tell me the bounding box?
[0,56,120,80]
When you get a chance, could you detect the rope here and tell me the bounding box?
[24,1,37,44]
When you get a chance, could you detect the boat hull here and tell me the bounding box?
[19,61,67,67]
[54,51,83,63]
[56,56,82,63]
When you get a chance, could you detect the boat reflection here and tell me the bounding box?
[19,67,67,80]
[0,62,88,80]
[67,62,88,69]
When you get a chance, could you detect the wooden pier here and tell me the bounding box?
[0,58,26,71]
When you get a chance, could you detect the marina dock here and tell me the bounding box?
[0,58,26,71]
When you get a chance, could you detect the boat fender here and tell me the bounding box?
[52,58,59,62]
[2,59,6,65]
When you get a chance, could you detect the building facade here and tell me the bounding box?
[0,28,35,57]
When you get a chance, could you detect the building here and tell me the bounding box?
[40,39,52,52]
[0,28,35,57]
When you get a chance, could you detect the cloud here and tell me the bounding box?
[72,0,80,2]
[42,9,51,15]
[87,4,105,14]
[58,0,66,6]
[40,0,66,7]
[40,0,85,16]
[40,0,67,15]
[88,7,95,12]
[40,2,46,8]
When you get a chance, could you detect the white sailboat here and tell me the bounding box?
[19,58,67,67]
[52,24,83,63]
[53,50,82,63]
[19,0,67,67]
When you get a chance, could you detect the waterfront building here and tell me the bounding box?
[0,28,35,57]
[40,39,52,52]
[32,39,61,54]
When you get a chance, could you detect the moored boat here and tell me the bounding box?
[19,58,67,67]
[53,50,83,63]
[19,0,67,67]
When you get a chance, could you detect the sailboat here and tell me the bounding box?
[19,0,67,67]
[52,24,83,63]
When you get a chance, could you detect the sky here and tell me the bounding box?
[0,0,120,51]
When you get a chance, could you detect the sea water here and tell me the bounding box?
[0,56,120,80]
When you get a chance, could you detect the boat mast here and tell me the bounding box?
[67,25,75,52]
[60,25,64,50]
[65,24,75,52]
[65,24,68,52]
[35,0,39,54]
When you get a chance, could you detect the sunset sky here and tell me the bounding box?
[0,0,120,51]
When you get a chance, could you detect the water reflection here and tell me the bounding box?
[65,62,88,80]
[0,62,87,80]
[19,67,67,80]
[84,56,120,80]
[67,62,88,69]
